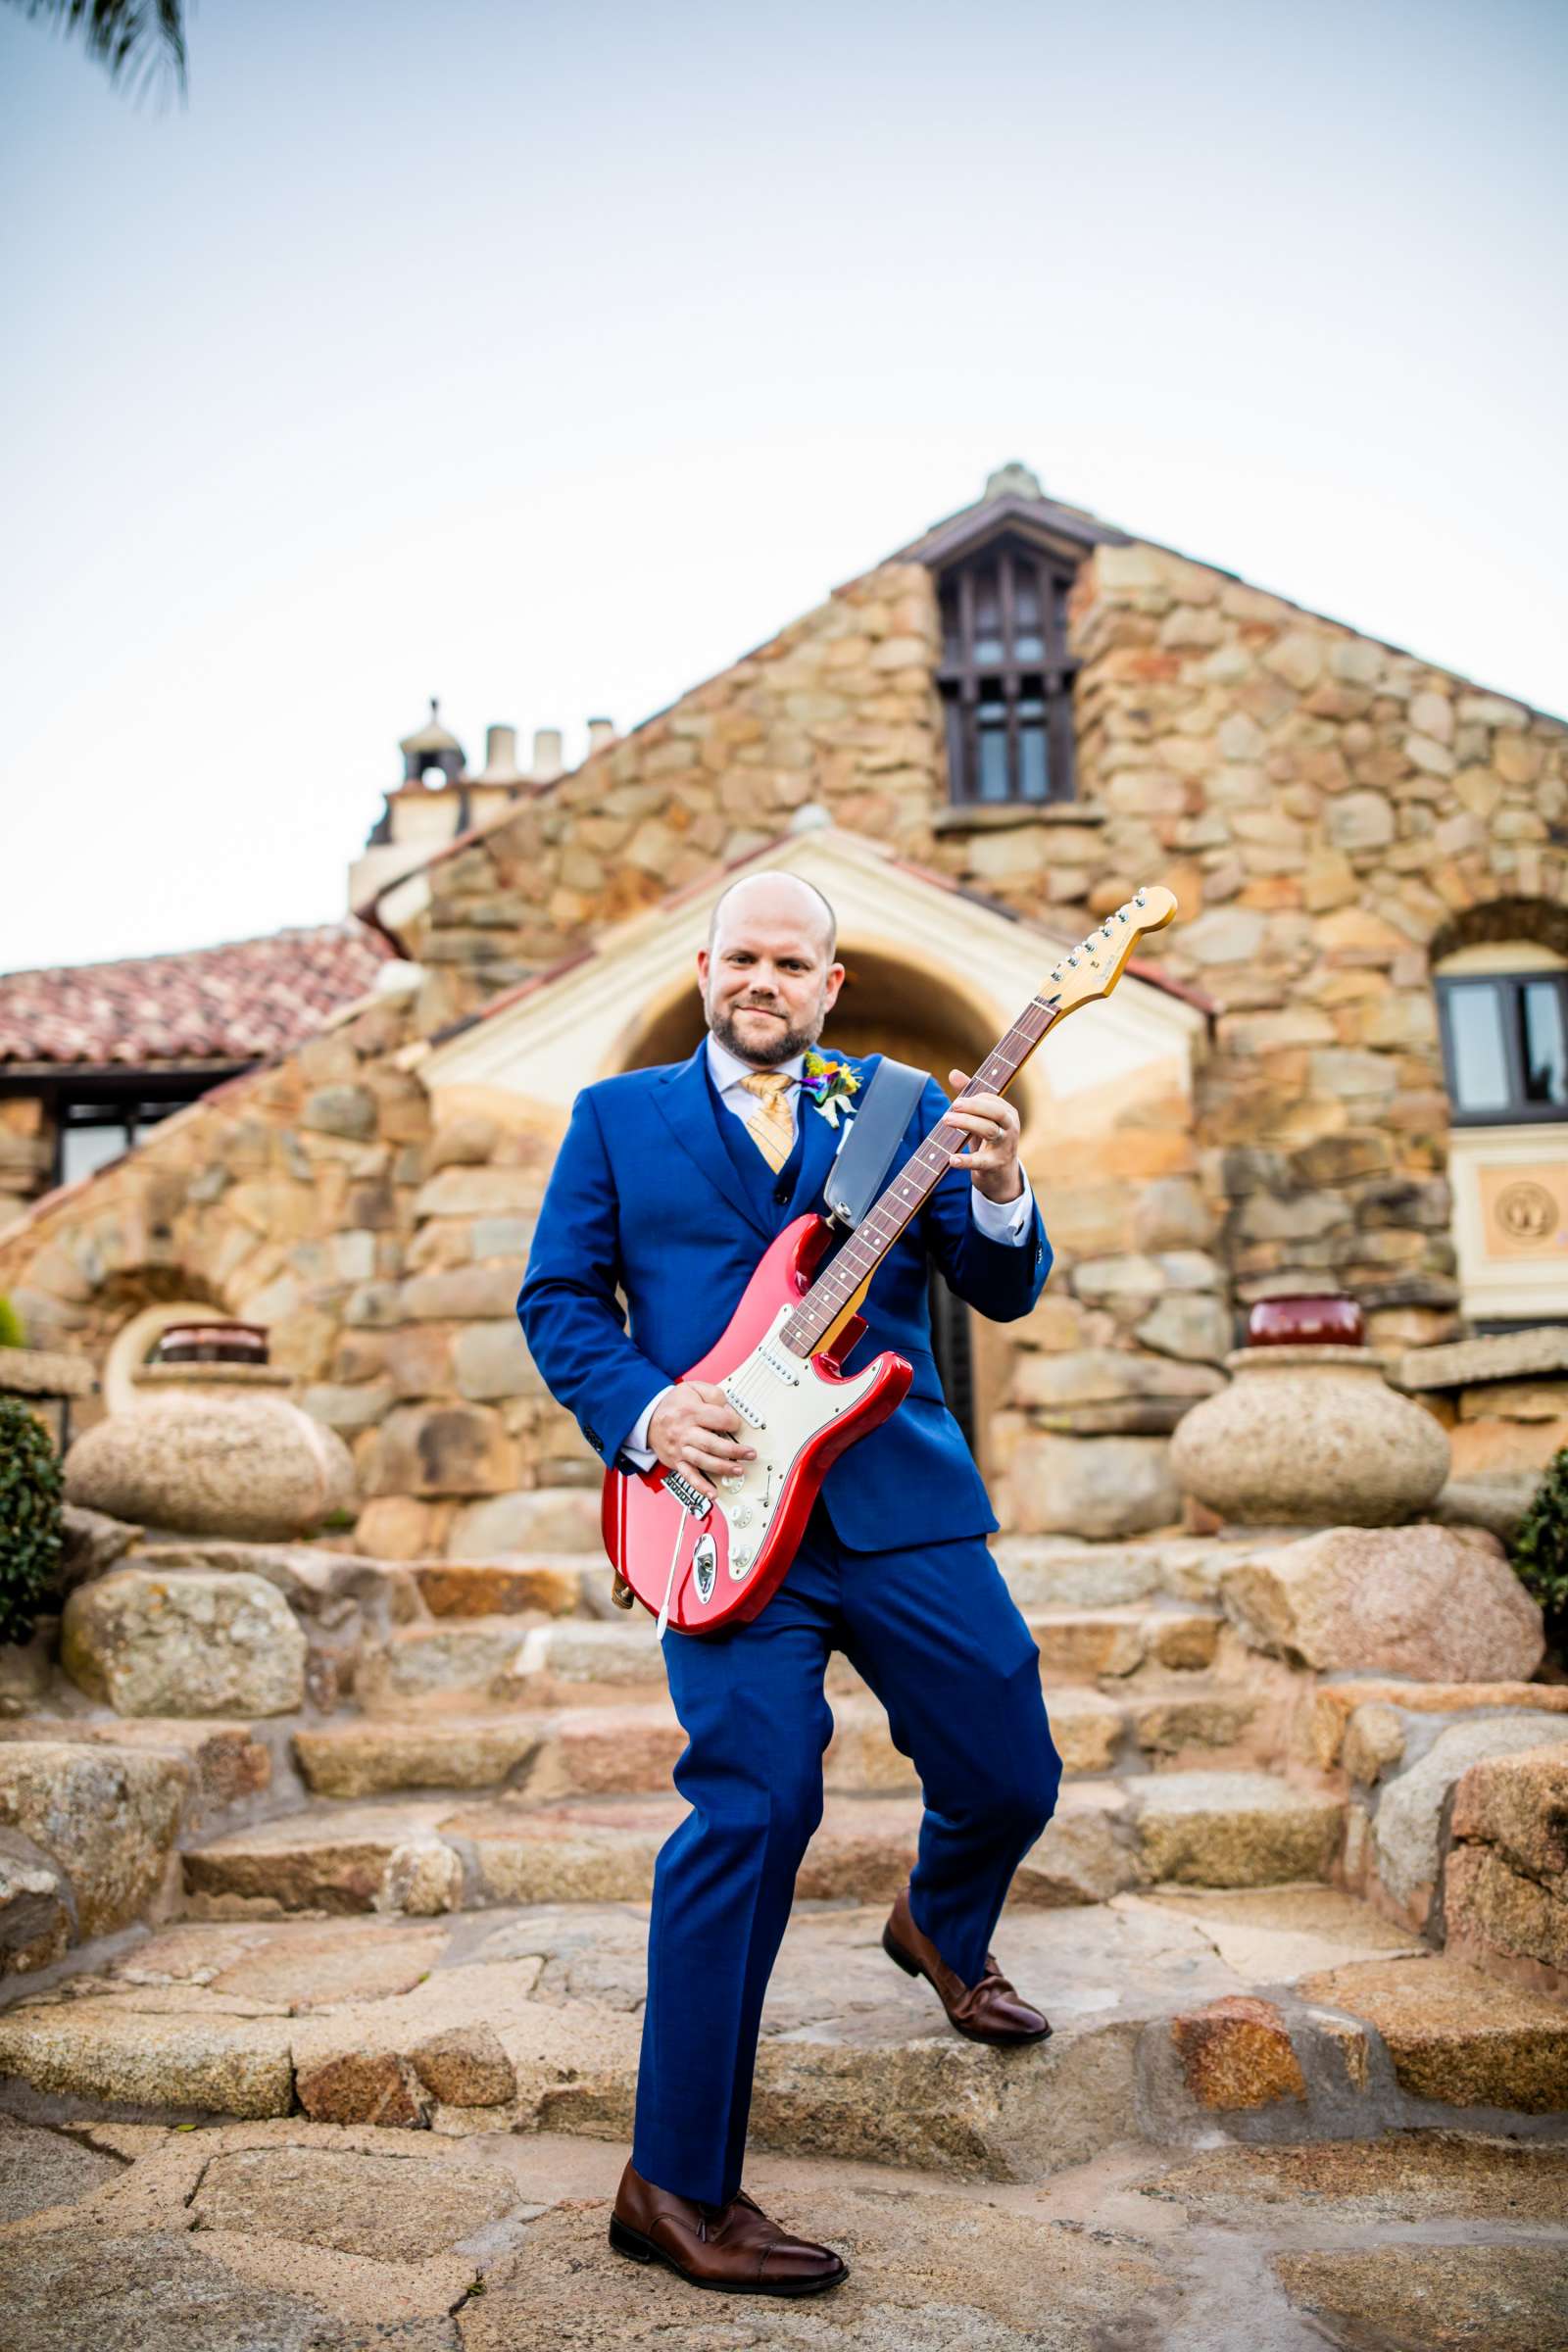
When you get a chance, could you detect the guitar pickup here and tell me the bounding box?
[723,1384,766,1430]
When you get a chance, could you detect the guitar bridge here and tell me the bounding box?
[663,1469,712,1517]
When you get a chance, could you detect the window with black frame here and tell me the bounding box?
[55,1094,201,1187]
[1437,969,1568,1124]
[937,538,1078,807]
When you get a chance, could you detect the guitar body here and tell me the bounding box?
[601,1213,912,1635]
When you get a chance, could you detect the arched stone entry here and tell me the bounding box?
[627,939,1005,1088]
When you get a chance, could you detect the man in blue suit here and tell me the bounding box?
[518,870,1062,2297]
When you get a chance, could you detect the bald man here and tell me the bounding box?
[518,871,1060,2297]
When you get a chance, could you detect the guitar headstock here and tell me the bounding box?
[1042,886,1178,1014]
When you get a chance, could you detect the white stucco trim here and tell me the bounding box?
[1447,1121,1568,1320]
[418,828,1203,1130]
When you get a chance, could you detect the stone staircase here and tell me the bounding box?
[1,1507,1565,2188]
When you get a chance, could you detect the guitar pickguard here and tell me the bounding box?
[710,1307,883,1579]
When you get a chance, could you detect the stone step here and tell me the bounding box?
[294,1679,1272,1804]
[0,1739,193,1978]
[403,1556,590,1620]
[991,1533,1249,1611]
[0,1715,274,1829]
[1300,1675,1568,1770]
[488,1603,1237,1712]
[3,1891,1563,2171]
[178,1768,1346,1922]
[440,1487,606,1558]
[352,1618,539,1713]
[114,1539,597,1635]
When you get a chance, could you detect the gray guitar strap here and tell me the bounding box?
[823,1056,927,1230]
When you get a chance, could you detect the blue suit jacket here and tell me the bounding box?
[516,1040,1052,1551]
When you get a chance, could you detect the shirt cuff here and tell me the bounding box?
[620,1382,675,1470]
[969,1169,1035,1245]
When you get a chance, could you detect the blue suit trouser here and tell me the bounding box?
[630,1501,1063,2205]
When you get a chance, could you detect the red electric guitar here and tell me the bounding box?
[602,886,1178,1633]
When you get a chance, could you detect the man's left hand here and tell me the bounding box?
[945,1067,1024,1203]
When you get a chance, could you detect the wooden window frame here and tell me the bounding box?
[1436,970,1568,1126]
[937,537,1079,808]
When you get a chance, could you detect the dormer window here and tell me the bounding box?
[937,537,1079,806]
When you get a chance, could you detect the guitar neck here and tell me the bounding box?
[782,994,1060,1356]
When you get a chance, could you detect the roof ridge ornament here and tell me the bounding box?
[982,461,1045,504]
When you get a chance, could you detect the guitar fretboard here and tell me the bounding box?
[782,993,1060,1356]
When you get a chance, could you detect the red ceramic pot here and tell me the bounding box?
[1246,1295,1364,1348]
[155,1321,270,1366]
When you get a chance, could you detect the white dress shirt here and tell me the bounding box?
[619,1033,1036,1468]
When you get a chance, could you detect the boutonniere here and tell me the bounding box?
[800,1050,860,1129]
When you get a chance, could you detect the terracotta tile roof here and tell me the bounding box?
[0,921,396,1068]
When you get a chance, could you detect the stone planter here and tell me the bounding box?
[62,1362,355,1542]
[1169,1346,1450,1528]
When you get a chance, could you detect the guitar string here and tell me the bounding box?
[718,992,1059,1422]
[715,1004,1054,1430]
[784,992,1062,1360]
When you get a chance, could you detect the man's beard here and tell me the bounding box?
[708,997,822,1068]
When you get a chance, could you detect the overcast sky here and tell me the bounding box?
[4,0,1564,976]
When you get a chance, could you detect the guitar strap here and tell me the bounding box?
[823,1056,928,1231]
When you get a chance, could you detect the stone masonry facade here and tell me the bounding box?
[3,494,1566,1550]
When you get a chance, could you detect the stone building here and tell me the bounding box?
[3,462,1566,1546]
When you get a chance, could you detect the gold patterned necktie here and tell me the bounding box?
[738,1070,795,1172]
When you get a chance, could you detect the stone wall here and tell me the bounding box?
[1045,544,1568,1355]
[0,1095,54,1233]
[4,518,1566,1551]
[0,987,430,1440]
[0,991,594,1556]
[404,563,947,1032]
[382,526,1567,1528]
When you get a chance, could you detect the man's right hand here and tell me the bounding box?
[647,1380,757,1501]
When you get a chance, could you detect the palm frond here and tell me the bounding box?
[8,0,188,102]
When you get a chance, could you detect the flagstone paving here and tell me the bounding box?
[6,1890,1566,2181]
[4,1521,1567,2343]
[3,2112,1567,2351]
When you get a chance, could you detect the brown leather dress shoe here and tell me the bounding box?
[609,2160,848,2296]
[882,1886,1052,2046]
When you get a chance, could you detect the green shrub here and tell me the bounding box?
[0,1294,24,1350]
[0,1396,64,1644]
[1511,1444,1568,1648]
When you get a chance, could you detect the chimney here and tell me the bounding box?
[586,716,616,758]
[477,722,524,784]
[531,726,564,783]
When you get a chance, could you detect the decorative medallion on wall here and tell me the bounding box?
[1480,1162,1568,1258]
[1494,1180,1559,1246]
